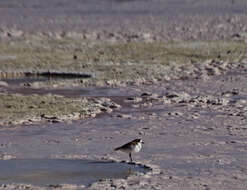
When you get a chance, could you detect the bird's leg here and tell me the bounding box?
[129,153,133,162]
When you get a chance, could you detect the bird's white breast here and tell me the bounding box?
[133,142,142,153]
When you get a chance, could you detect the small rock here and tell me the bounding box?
[49,184,62,188]
[89,113,97,117]
[100,107,113,113]
[165,93,179,99]
[23,82,32,87]
[116,114,132,119]
[0,81,8,87]
[168,112,183,116]
[109,103,121,109]
[1,154,15,160]
[222,90,239,97]
[142,102,153,107]
[31,82,41,89]
[141,92,152,97]
[40,114,58,120]
[139,131,145,135]
[125,97,142,103]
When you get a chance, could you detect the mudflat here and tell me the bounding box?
[0,0,247,189]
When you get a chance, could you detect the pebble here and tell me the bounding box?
[0,81,8,87]
[116,114,132,119]
[125,97,142,103]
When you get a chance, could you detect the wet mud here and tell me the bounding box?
[0,67,247,189]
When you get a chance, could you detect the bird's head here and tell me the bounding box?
[135,138,144,144]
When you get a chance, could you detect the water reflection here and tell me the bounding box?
[0,159,149,186]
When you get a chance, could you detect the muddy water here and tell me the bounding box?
[0,76,142,102]
[1,73,91,86]
[1,76,50,85]
[4,86,140,98]
[0,159,148,186]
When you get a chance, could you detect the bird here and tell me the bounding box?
[114,139,144,162]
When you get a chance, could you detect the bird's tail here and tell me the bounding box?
[114,147,120,151]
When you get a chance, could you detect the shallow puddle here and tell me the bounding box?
[1,76,50,85]
[1,72,91,86]
[0,159,149,186]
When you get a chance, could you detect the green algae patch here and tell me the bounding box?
[0,37,247,86]
[0,93,103,126]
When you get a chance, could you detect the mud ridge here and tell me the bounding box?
[0,71,92,79]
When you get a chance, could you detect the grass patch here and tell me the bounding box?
[0,37,246,83]
[0,93,98,125]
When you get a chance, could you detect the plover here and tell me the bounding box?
[114,139,144,162]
